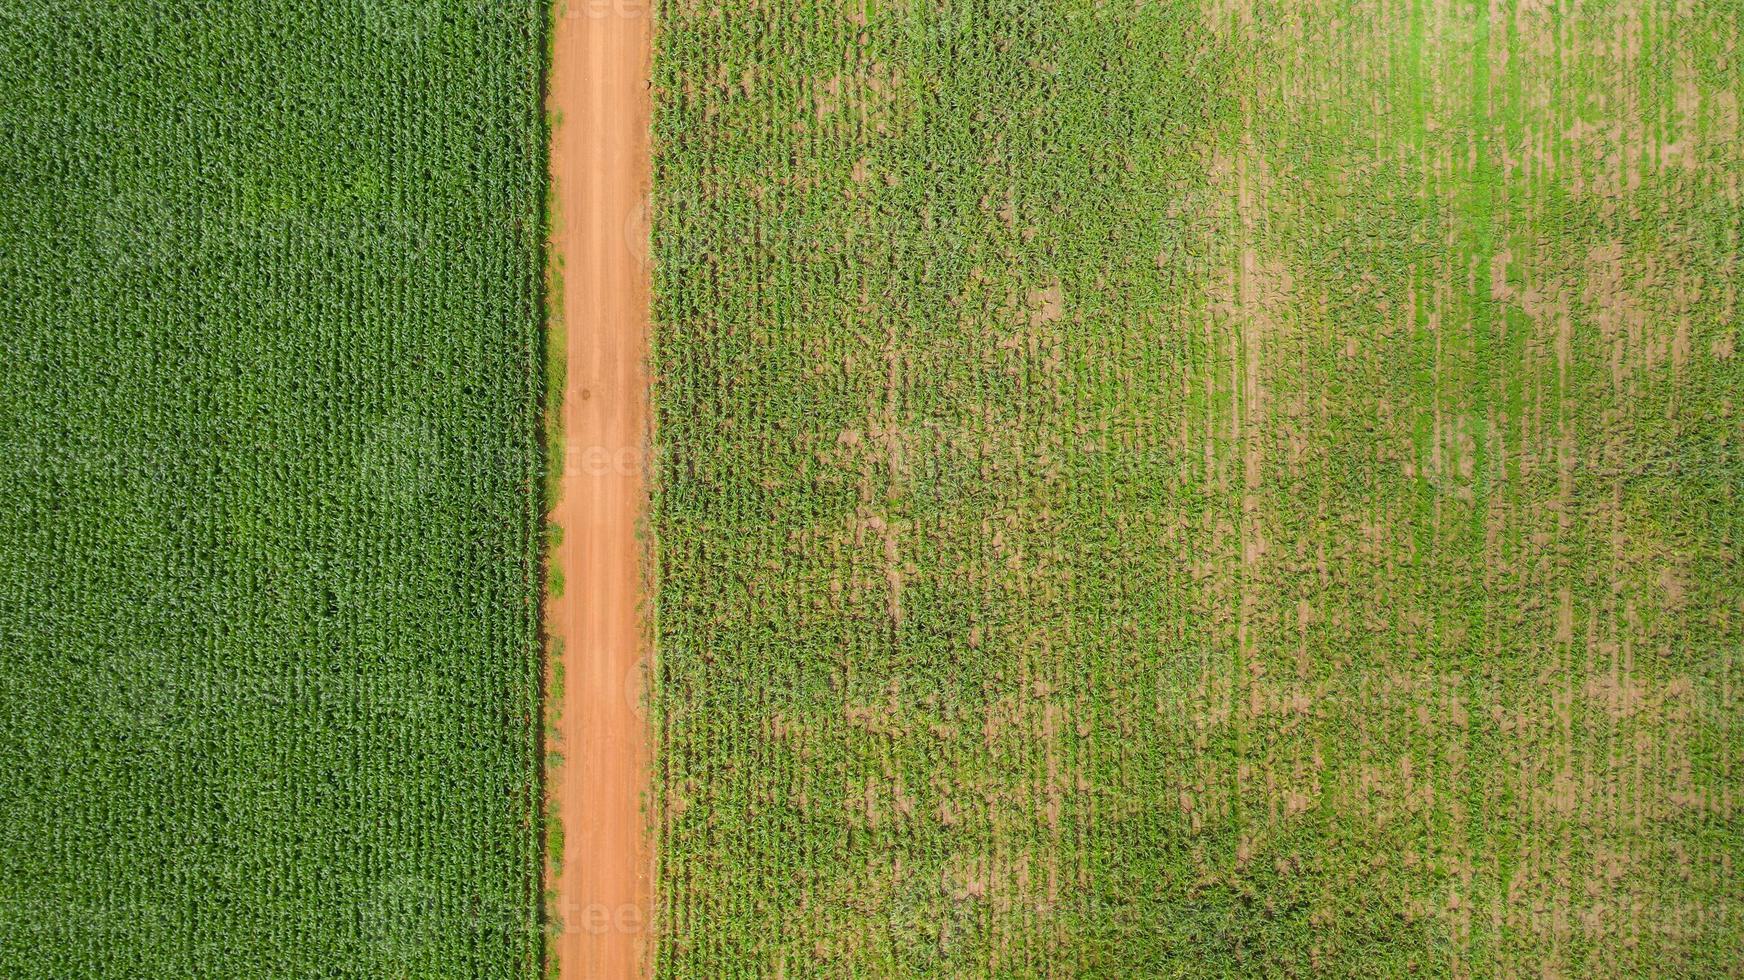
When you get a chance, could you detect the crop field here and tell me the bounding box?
[0,2,547,978]
[652,0,1743,976]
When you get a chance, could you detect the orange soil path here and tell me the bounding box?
[545,1,652,978]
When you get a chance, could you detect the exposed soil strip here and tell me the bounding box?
[545,0,652,977]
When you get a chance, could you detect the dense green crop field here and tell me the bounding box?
[652,0,1743,975]
[0,2,547,977]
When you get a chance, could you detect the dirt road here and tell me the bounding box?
[545,0,652,977]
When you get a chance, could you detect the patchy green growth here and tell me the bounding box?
[651,1,1744,975]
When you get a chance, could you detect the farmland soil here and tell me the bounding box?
[545,1,653,978]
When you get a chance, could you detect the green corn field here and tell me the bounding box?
[2,0,1741,977]
[651,0,1743,975]
[0,2,548,977]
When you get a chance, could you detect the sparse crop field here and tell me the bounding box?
[652,1,1743,975]
[0,2,547,977]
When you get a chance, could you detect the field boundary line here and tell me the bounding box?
[543,0,654,977]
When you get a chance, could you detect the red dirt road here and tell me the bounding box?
[545,1,652,978]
